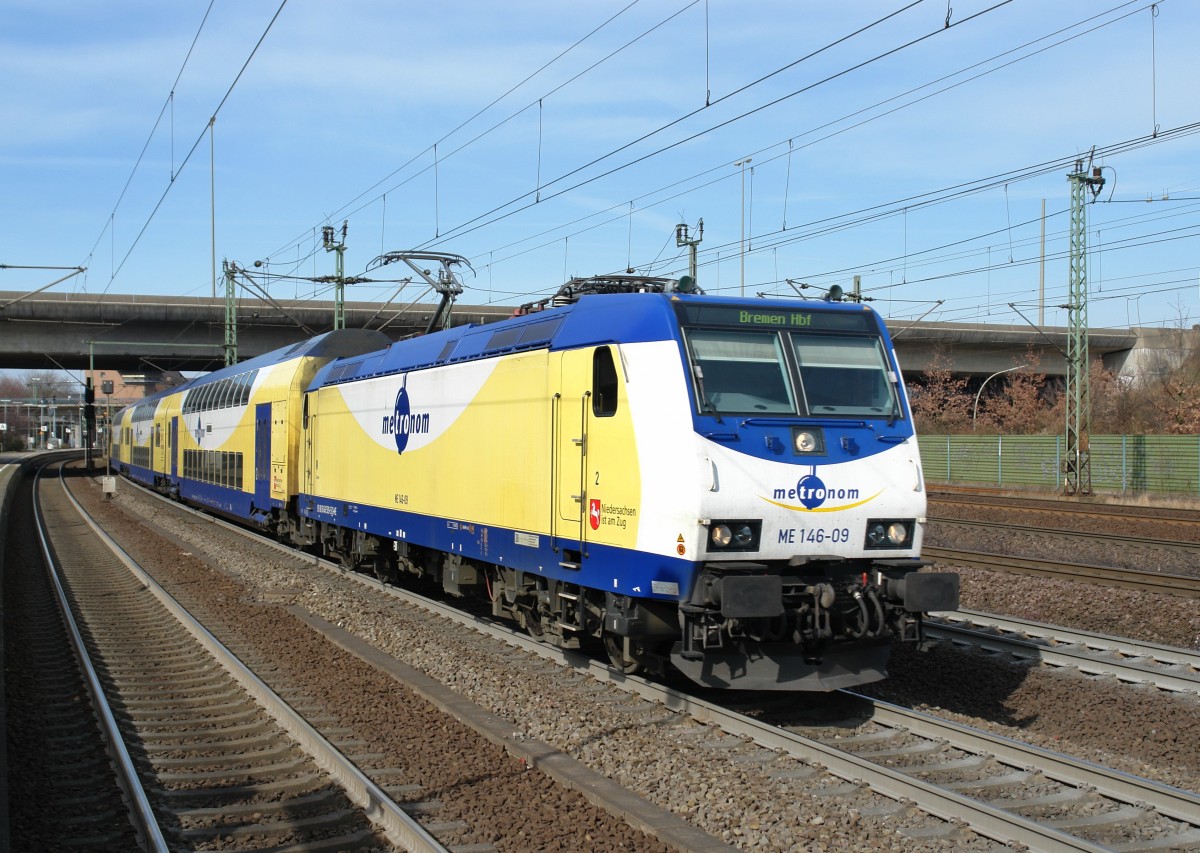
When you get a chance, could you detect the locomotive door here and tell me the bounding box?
[302,393,315,496]
[552,349,590,559]
[254,402,271,506]
[552,345,626,563]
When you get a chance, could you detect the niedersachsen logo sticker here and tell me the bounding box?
[762,466,880,512]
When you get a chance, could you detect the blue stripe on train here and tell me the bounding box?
[298,493,696,602]
[122,465,284,520]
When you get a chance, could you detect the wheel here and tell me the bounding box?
[521,604,545,640]
[604,632,640,675]
[370,556,399,584]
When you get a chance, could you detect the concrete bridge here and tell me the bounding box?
[0,290,512,372]
[0,289,1178,380]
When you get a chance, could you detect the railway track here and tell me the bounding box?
[3,465,144,851]
[24,462,444,852]
[921,545,1200,598]
[103,468,1200,852]
[304,566,1200,852]
[928,489,1200,538]
[926,514,1200,557]
[925,610,1200,694]
[36,462,710,852]
[776,695,1200,853]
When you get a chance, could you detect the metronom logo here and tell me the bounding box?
[764,469,879,513]
[382,385,430,454]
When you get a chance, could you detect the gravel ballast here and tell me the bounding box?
[75,472,1200,850]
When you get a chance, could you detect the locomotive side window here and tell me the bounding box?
[685,330,795,415]
[791,334,899,417]
[593,346,619,417]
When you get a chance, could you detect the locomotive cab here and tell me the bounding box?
[661,297,959,689]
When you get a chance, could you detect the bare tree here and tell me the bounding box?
[978,351,1057,434]
[910,348,974,433]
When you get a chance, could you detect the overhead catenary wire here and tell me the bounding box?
[413,0,959,251]
[266,0,700,263]
[237,0,1162,322]
[687,123,1200,283]
[81,0,217,277]
[463,130,1199,310]
[261,0,928,270]
[66,0,1194,339]
[95,1,291,296]
[455,0,1153,289]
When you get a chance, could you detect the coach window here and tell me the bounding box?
[593,346,618,417]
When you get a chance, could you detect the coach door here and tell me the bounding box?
[170,417,179,479]
[153,422,165,474]
[254,402,271,506]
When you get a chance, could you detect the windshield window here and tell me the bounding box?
[792,334,898,416]
[683,326,900,418]
[687,329,795,414]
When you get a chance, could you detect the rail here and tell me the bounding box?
[32,466,170,851]
[52,465,450,853]
[921,545,1200,598]
[925,610,1200,694]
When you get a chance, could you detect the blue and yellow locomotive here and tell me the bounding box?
[112,277,957,690]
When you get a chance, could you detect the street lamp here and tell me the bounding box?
[972,364,1027,428]
[0,398,8,450]
[735,157,752,296]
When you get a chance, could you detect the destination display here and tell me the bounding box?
[675,303,873,332]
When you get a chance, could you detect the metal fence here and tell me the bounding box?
[918,434,1200,495]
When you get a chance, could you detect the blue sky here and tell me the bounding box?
[3,0,1198,332]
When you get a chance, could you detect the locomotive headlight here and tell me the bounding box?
[791,427,825,455]
[864,519,912,549]
[707,520,762,552]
